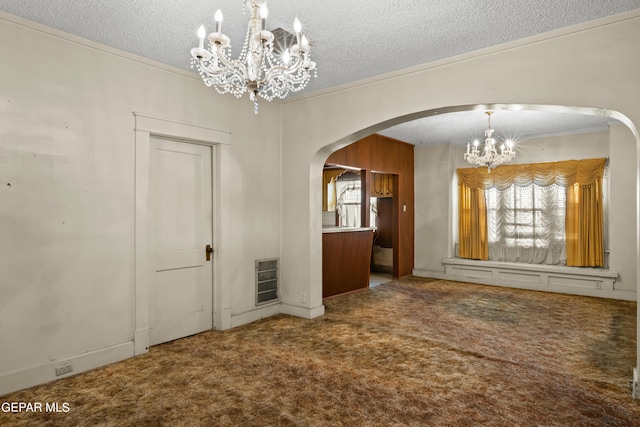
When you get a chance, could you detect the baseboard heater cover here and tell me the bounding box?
[442,257,620,296]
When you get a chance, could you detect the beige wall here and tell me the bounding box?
[414,143,455,276]
[0,13,282,394]
[609,124,638,293]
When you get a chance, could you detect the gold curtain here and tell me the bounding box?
[566,181,604,266]
[457,158,607,190]
[327,177,337,211]
[457,158,606,266]
[458,182,488,260]
[322,169,343,211]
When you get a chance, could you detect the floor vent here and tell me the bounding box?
[256,258,279,305]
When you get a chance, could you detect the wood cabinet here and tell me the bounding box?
[322,228,374,298]
[371,173,393,197]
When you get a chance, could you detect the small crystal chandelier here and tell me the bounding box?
[190,0,317,114]
[464,111,516,172]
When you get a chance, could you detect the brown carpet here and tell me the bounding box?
[2,277,639,426]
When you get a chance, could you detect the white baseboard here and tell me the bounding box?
[412,269,448,280]
[0,341,134,397]
[134,328,149,356]
[230,303,281,328]
[216,307,232,330]
[280,303,325,319]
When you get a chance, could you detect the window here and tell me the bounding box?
[336,177,361,227]
[486,184,567,265]
[456,158,607,267]
[335,173,380,229]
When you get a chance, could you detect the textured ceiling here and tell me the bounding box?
[378,109,619,146]
[1,0,638,144]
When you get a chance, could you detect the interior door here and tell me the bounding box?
[149,137,213,346]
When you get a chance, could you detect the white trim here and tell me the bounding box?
[213,144,233,330]
[133,112,231,145]
[134,129,151,355]
[280,303,325,319]
[134,328,149,356]
[230,303,281,328]
[412,269,448,281]
[134,113,233,357]
[0,342,133,397]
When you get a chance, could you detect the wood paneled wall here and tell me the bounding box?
[326,134,415,277]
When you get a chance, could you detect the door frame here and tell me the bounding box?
[133,112,232,356]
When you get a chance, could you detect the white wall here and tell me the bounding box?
[609,124,638,293]
[413,129,637,298]
[414,143,455,276]
[0,13,282,394]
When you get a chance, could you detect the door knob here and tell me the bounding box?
[206,244,214,261]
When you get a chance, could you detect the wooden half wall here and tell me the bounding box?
[326,134,415,277]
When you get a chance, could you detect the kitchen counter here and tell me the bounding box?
[322,226,374,234]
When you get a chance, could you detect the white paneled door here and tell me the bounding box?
[149,137,213,346]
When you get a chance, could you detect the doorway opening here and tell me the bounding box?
[320,133,414,299]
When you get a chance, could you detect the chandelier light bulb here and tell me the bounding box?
[294,17,302,44]
[260,3,268,30]
[197,25,206,49]
[301,35,309,50]
[214,9,223,33]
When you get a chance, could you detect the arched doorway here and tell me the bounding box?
[311,103,640,396]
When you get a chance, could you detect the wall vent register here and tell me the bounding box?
[256,258,279,305]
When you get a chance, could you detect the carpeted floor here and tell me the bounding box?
[1,277,639,426]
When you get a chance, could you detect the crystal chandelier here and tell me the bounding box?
[464,111,516,172]
[190,0,317,114]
